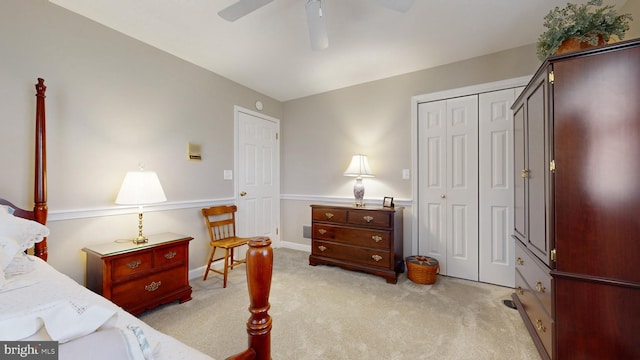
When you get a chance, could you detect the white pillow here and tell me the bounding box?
[0,205,15,215]
[0,211,49,253]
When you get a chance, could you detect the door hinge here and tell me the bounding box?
[276,132,279,140]
[550,160,556,173]
[276,227,279,235]
[548,71,554,84]
[551,249,557,262]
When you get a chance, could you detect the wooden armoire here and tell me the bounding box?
[511,38,640,360]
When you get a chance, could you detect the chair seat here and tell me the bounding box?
[211,236,250,249]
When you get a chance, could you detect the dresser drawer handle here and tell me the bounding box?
[318,229,327,235]
[535,281,546,293]
[318,245,327,252]
[145,281,162,292]
[535,319,546,333]
[126,260,142,269]
[164,251,177,259]
[516,257,524,266]
[371,255,382,262]
[363,216,374,223]
[516,286,524,295]
[325,212,334,219]
[371,235,383,242]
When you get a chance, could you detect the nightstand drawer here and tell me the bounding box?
[312,240,390,268]
[312,207,347,223]
[313,224,389,249]
[348,209,390,228]
[154,243,187,268]
[112,251,153,280]
[111,267,187,309]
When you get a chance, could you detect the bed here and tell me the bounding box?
[0,78,272,360]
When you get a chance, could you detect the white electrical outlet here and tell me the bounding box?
[402,169,410,180]
[223,170,233,180]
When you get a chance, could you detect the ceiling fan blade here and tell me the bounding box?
[305,0,329,50]
[218,0,274,22]
[370,0,415,12]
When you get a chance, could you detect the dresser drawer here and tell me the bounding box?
[111,267,187,309]
[312,240,390,268]
[312,207,347,223]
[312,224,390,249]
[516,269,553,358]
[347,209,390,228]
[516,240,552,314]
[111,251,153,280]
[154,243,187,268]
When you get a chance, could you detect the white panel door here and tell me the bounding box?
[418,100,447,269]
[478,88,520,287]
[418,95,478,281]
[237,108,280,247]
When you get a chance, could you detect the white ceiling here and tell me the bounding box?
[49,0,627,101]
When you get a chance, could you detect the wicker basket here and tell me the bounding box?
[406,255,439,285]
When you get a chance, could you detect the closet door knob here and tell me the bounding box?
[441,194,446,199]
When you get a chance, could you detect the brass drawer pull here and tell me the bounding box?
[318,229,327,235]
[325,212,334,219]
[535,281,546,293]
[516,257,524,266]
[371,235,383,242]
[521,168,529,179]
[363,216,374,223]
[535,319,546,332]
[126,260,142,269]
[318,245,327,252]
[516,286,524,295]
[371,255,382,262]
[164,251,177,259]
[145,280,161,292]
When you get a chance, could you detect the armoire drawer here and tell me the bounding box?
[515,269,553,358]
[312,224,390,249]
[516,240,552,315]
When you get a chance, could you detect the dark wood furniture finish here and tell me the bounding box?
[511,39,640,359]
[83,233,193,315]
[309,204,404,283]
[2,78,274,359]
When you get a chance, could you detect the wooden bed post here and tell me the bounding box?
[34,78,48,261]
[226,237,273,360]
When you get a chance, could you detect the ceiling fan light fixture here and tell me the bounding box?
[306,0,328,50]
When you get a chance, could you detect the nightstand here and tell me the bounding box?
[82,232,193,315]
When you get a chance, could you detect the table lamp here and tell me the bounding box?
[116,169,167,244]
[344,154,374,207]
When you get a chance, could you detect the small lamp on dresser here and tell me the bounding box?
[116,168,167,244]
[344,154,374,207]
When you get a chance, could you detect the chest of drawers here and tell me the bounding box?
[309,205,403,283]
[83,232,193,315]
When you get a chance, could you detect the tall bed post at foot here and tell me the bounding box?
[226,236,273,360]
[34,78,48,261]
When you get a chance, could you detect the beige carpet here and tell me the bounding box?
[140,248,540,360]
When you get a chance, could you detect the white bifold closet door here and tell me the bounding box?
[418,95,479,281]
[418,88,520,287]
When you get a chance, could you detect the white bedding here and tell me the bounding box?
[0,255,213,360]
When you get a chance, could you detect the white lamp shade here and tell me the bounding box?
[115,171,167,205]
[344,154,374,177]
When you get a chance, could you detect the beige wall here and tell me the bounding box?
[280,44,541,254]
[0,0,282,282]
[623,0,640,39]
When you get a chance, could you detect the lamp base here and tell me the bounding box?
[353,178,365,208]
[133,235,148,244]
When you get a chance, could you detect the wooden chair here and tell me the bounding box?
[202,205,250,287]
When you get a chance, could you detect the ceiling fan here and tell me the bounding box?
[218,0,415,50]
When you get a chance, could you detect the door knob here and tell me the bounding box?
[441,194,446,199]
[240,191,247,196]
